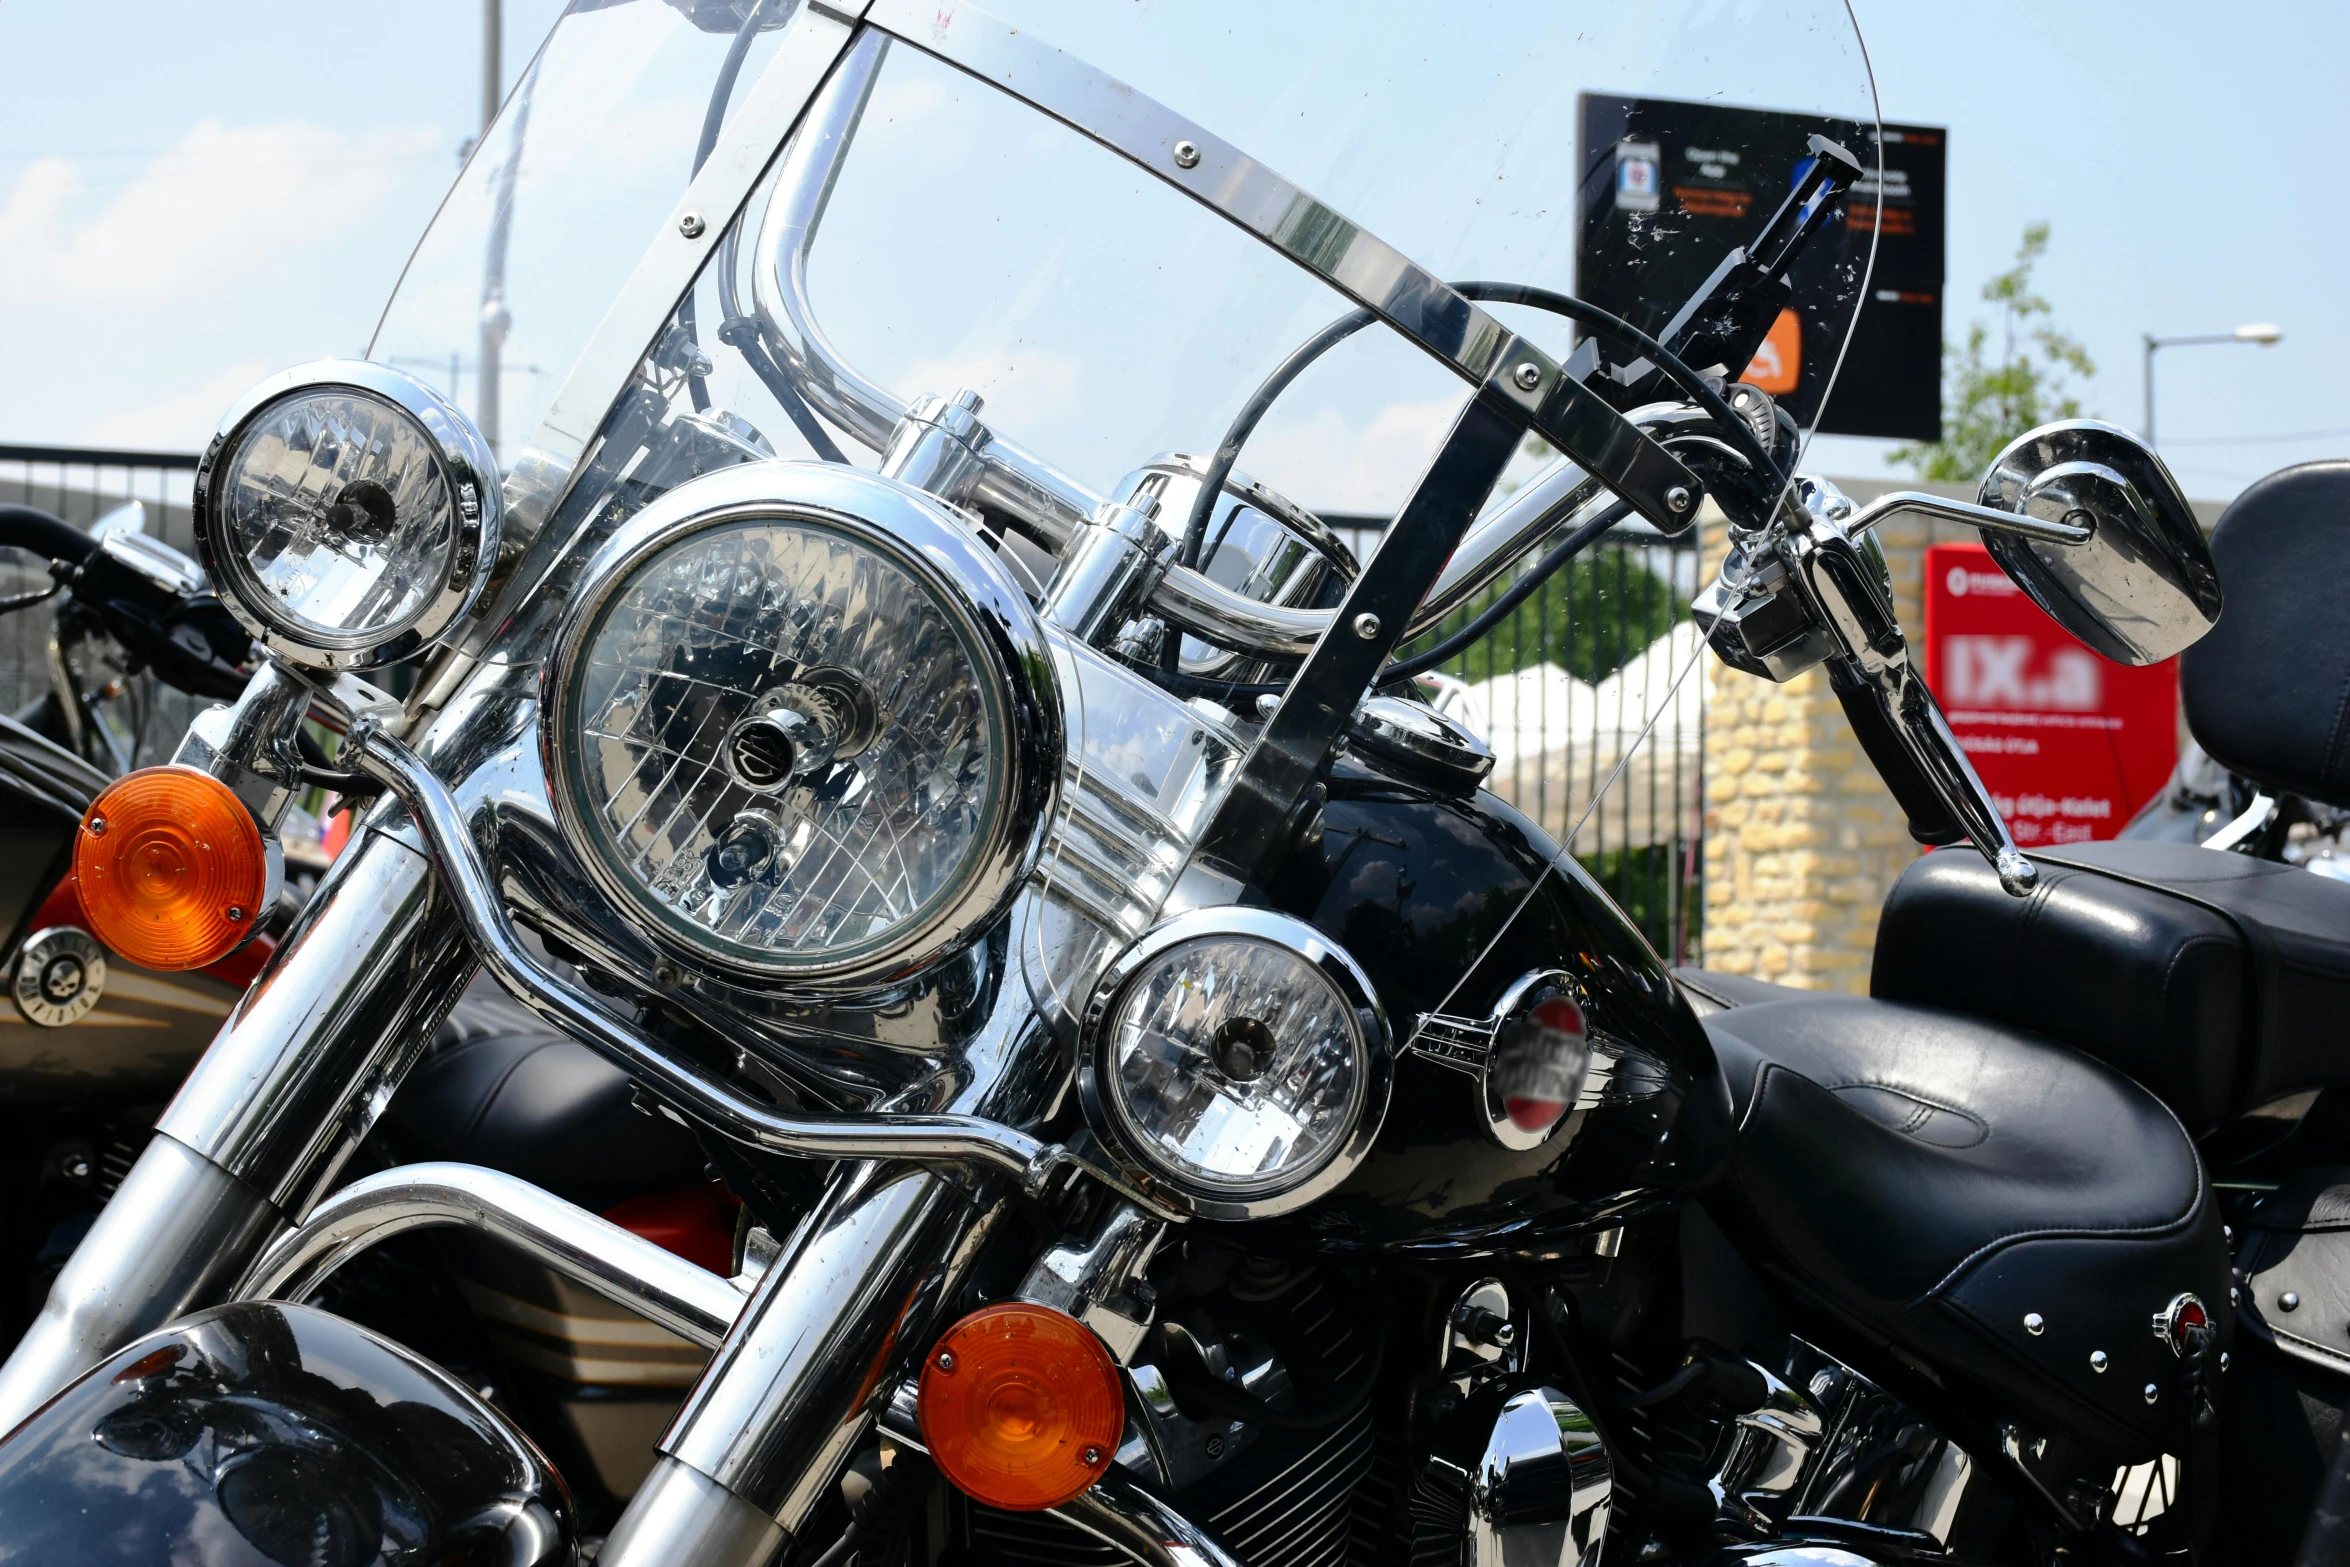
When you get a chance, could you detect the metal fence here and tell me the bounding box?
[1347,518,1706,964]
[0,444,203,769]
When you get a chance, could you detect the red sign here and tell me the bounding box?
[1922,543,2178,847]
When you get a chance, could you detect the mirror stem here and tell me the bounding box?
[1846,490,2093,547]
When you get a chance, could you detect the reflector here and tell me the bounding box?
[916,1303,1122,1512]
[74,768,269,972]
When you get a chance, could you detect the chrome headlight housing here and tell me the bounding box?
[193,360,501,669]
[1078,908,1391,1220]
[543,464,1059,989]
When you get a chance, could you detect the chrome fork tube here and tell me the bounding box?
[0,824,471,1431]
[599,1161,1001,1567]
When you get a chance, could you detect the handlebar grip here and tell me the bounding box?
[0,504,96,568]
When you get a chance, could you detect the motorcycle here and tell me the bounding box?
[0,2,2327,1563]
[0,498,278,1341]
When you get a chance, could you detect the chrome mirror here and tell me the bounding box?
[1975,419,2222,665]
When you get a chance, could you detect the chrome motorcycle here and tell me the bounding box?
[0,2,2319,1564]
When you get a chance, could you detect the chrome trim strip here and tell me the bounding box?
[234,1161,743,1349]
[863,0,1697,531]
[440,4,866,674]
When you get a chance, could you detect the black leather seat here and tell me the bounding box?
[1699,991,2229,1461]
[383,978,708,1210]
[1873,840,2350,1134]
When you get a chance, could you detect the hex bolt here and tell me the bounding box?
[1511,362,1542,391]
[62,1155,91,1181]
[1172,140,1201,169]
[1666,485,1694,513]
[2089,1350,2109,1373]
[678,212,707,239]
[2282,1291,2302,1312]
[1352,612,1382,641]
[2024,1312,2045,1336]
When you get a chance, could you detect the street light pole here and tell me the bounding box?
[2142,323,2283,446]
[479,0,504,453]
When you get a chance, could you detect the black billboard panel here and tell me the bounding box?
[1575,95,1945,442]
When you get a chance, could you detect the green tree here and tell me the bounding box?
[1405,547,1684,685]
[1889,221,2096,482]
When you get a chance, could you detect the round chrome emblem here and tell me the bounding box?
[11,927,108,1028]
[1482,971,1593,1151]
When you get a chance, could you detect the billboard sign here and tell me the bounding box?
[1576,95,1946,442]
[1923,543,2179,846]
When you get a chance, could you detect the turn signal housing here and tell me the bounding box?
[917,1303,1123,1511]
[74,767,269,972]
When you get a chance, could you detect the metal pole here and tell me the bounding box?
[478,0,504,453]
[481,0,502,138]
[2142,333,2158,446]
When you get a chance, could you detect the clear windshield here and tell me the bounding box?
[380,0,1880,1014]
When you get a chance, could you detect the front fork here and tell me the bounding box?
[602,1161,999,1565]
[0,823,472,1432]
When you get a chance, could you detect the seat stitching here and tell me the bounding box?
[1822,1079,1990,1133]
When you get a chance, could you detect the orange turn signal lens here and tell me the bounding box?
[916,1303,1123,1511]
[74,767,268,972]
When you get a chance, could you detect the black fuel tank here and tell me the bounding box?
[1263,760,1731,1257]
[0,1300,574,1566]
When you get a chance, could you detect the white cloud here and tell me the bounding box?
[76,359,272,452]
[1240,396,1463,513]
[0,119,437,309]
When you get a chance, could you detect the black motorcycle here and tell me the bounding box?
[0,4,2338,1565]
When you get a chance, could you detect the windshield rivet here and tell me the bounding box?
[678,211,707,239]
[1511,361,1542,391]
[1352,612,1382,641]
[1666,485,1694,513]
[1172,140,1201,169]
[2089,1350,2109,1372]
[2024,1312,2045,1336]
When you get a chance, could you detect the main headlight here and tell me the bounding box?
[545,465,1059,988]
[194,361,501,668]
[1079,909,1391,1219]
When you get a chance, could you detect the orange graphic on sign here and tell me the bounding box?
[1740,307,1802,396]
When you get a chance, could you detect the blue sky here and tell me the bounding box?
[1,0,2341,504]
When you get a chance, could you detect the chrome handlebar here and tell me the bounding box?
[343,724,1155,1197]
[1694,484,2041,896]
[745,23,1686,670]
